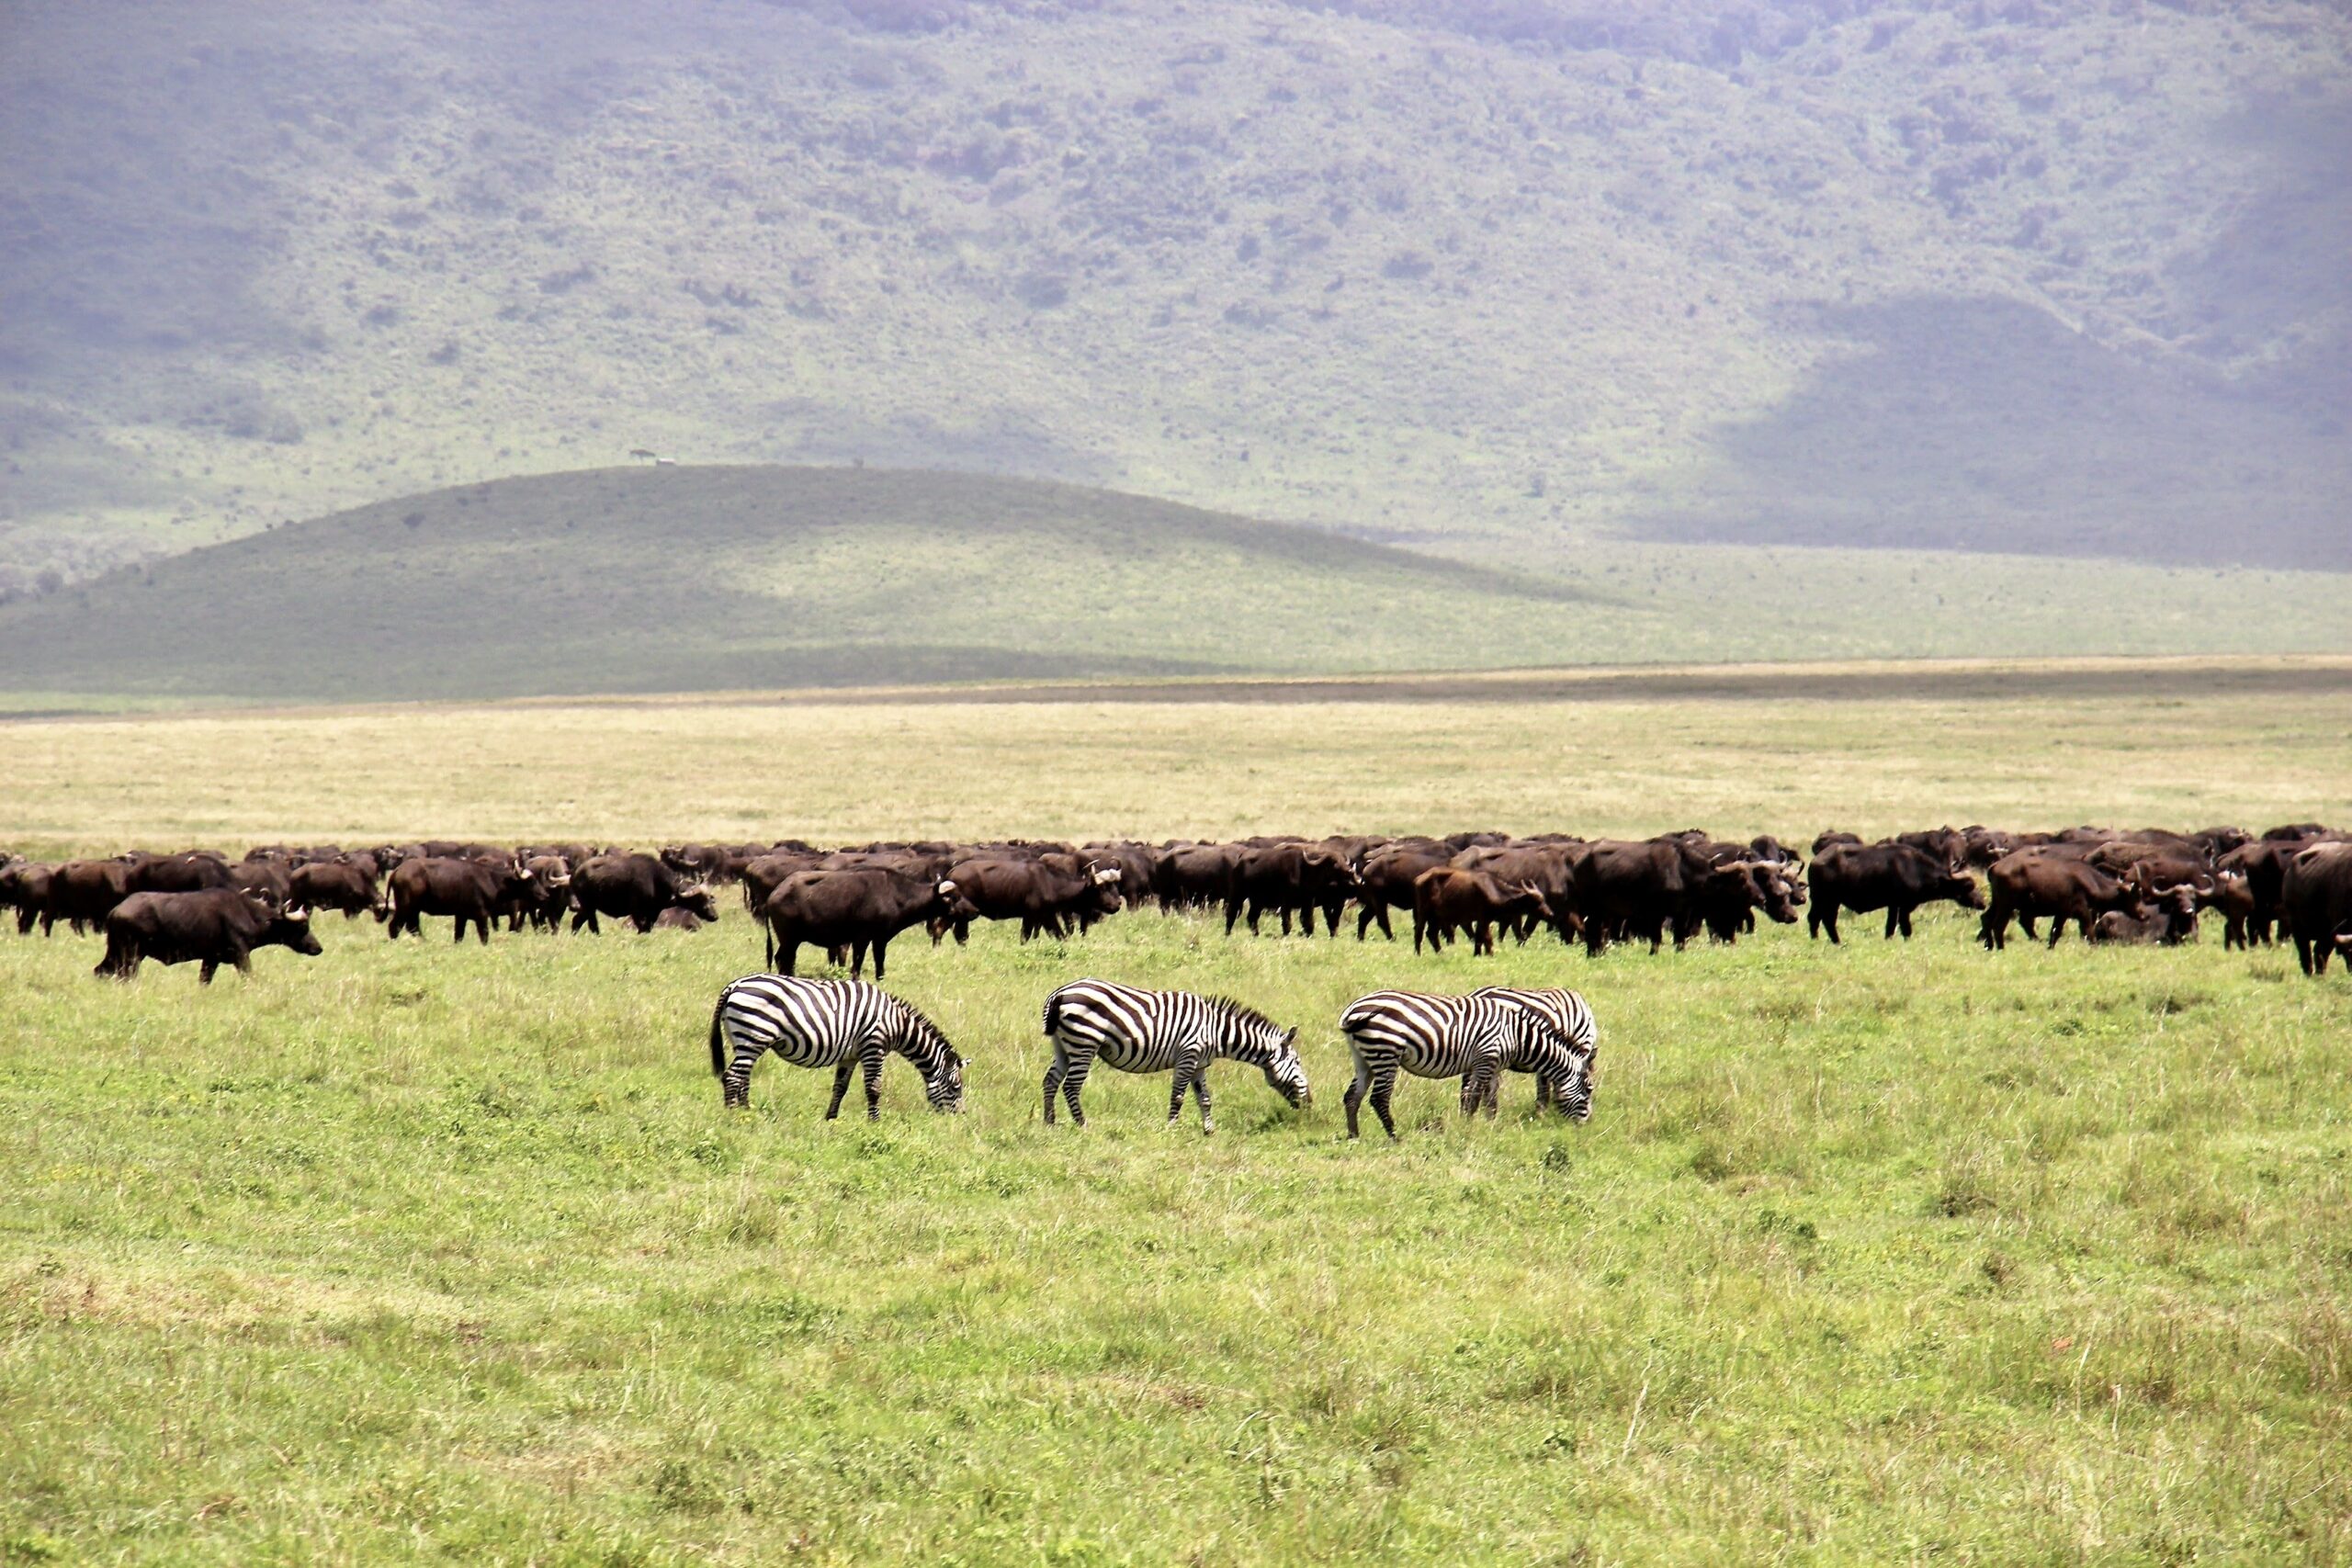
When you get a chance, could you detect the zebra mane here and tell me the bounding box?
[1205,994,1283,1041]
[889,996,959,1072]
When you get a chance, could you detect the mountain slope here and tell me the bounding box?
[0,466,2342,706]
[0,467,1607,701]
[1,0,2346,600]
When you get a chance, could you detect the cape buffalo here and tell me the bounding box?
[288,860,389,920]
[1411,868,1551,956]
[2281,842,2352,976]
[1806,843,1984,942]
[96,889,322,982]
[571,853,717,934]
[760,865,956,980]
[1980,852,2150,950]
[387,856,536,944]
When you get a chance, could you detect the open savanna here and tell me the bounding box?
[5,660,2351,1563]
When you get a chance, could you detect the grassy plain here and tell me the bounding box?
[5,665,2352,1562]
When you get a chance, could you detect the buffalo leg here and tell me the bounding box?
[198,960,218,985]
[870,935,890,981]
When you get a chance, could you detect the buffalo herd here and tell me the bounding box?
[1,821,2346,983]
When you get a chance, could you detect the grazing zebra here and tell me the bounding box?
[1473,986,1599,1121]
[1338,989,1584,1140]
[707,973,966,1119]
[1040,978,1311,1132]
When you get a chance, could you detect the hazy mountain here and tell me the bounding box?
[1,0,2346,605]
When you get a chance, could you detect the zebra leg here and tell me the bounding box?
[863,1047,886,1121]
[1193,1070,1214,1135]
[1062,1052,1091,1128]
[824,1060,855,1120]
[1042,1044,1067,1125]
[1369,1066,1400,1141]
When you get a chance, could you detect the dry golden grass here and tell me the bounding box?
[4,658,2346,853]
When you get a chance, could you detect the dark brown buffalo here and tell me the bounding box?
[1223,841,1357,937]
[1980,852,2150,950]
[1352,839,1454,941]
[95,888,322,982]
[2216,840,2294,947]
[1411,868,1551,956]
[1571,838,1774,954]
[944,854,1123,942]
[44,859,134,934]
[1806,842,1984,942]
[1812,829,1865,856]
[1450,841,1585,945]
[124,851,236,894]
[2263,823,2331,842]
[288,860,388,920]
[1960,827,2019,868]
[1894,827,1966,868]
[2091,884,2200,946]
[1153,842,1238,912]
[1691,856,1804,943]
[760,865,956,979]
[652,906,709,931]
[387,856,537,944]
[2,860,54,935]
[571,853,718,934]
[2203,867,2257,950]
[509,854,574,931]
[741,849,831,915]
[2280,842,2352,976]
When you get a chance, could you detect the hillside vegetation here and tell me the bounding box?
[2,0,2347,604]
[0,467,2345,705]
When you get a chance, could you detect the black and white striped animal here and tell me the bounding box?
[1474,986,1599,1120]
[707,973,966,1119]
[1338,989,1584,1140]
[1040,978,1311,1131]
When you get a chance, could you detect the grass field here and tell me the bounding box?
[5,666,2352,1562]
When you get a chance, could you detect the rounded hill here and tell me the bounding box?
[0,467,1602,702]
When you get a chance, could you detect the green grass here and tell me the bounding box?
[0,468,2345,705]
[3,673,2351,1561]
[5,901,2350,1563]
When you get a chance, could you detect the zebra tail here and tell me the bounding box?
[708,992,729,1078]
[1041,987,1064,1037]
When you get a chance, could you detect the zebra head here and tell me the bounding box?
[1553,1054,1594,1123]
[925,1046,967,1114]
[1261,1024,1312,1108]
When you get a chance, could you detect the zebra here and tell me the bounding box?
[1338,989,1586,1140]
[1473,986,1599,1121]
[1040,978,1311,1132]
[707,973,966,1119]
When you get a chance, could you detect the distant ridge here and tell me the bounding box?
[0,467,1606,702]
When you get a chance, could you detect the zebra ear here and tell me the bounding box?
[1281,1026,1298,1047]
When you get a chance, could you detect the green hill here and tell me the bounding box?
[0,466,2342,706]
[1,0,2346,604]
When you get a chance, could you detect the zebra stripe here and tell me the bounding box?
[1041,978,1310,1131]
[707,973,966,1118]
[1474,986,1599,1121]
[1339,989,1581,1140]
